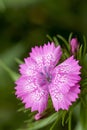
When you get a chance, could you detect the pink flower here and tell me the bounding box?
[70,38,79,54]
[15,42,81,116]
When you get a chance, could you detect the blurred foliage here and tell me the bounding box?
[0,0,87,130]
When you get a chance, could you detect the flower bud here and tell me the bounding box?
[34,113,42,120]
[70,38,79,54]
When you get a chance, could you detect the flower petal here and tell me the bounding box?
[43,42,62,67]
[29,42,62,70]
[23,87,48,113]
[15,76,38,98]
[49,84,80,111]
[19,58,38,76]
[57,56,81,74]
[30,46,44,69]
[15,74,49,113]
[50,56,81,93]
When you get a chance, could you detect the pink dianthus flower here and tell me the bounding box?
[15,42,81,117]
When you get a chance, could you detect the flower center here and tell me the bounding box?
[38,67,52,86]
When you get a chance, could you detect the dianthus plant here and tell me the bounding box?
[15,42,81,118]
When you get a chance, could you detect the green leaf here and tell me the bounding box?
[81,78,87,87]
[15,58,23,64]
[0,42,26,66]
[0,59,19,81]
[57,34,70,52]
[62,110,67,126]
[80,97,87,130]
[74,122,82,130]
[68,112,72,130]
[68,32,73,43]
[77,44,83,61]
[23,111,62,130]
[83,35,87,56]
[46,34,53,42]
[53,36,60,46]
[82,53,87,70]
[50,111,63,130]
[0,42,26,82]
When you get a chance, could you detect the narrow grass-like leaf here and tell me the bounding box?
[68,32,73,43]
[24,112,62,130]
[57,34,70,52]
[0,43,26,67]
[80,98,87,130]
[0,59,19,81]
[15,58,24,64]
[74,122,82,130]
[82,53,87,72]
[46,34,53,42]
[77,44,83,61]
[50,111,63,130]
[53,36,60,46]
[62,110,67,126]
[83,35,87,55]
[68,112,72,130]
